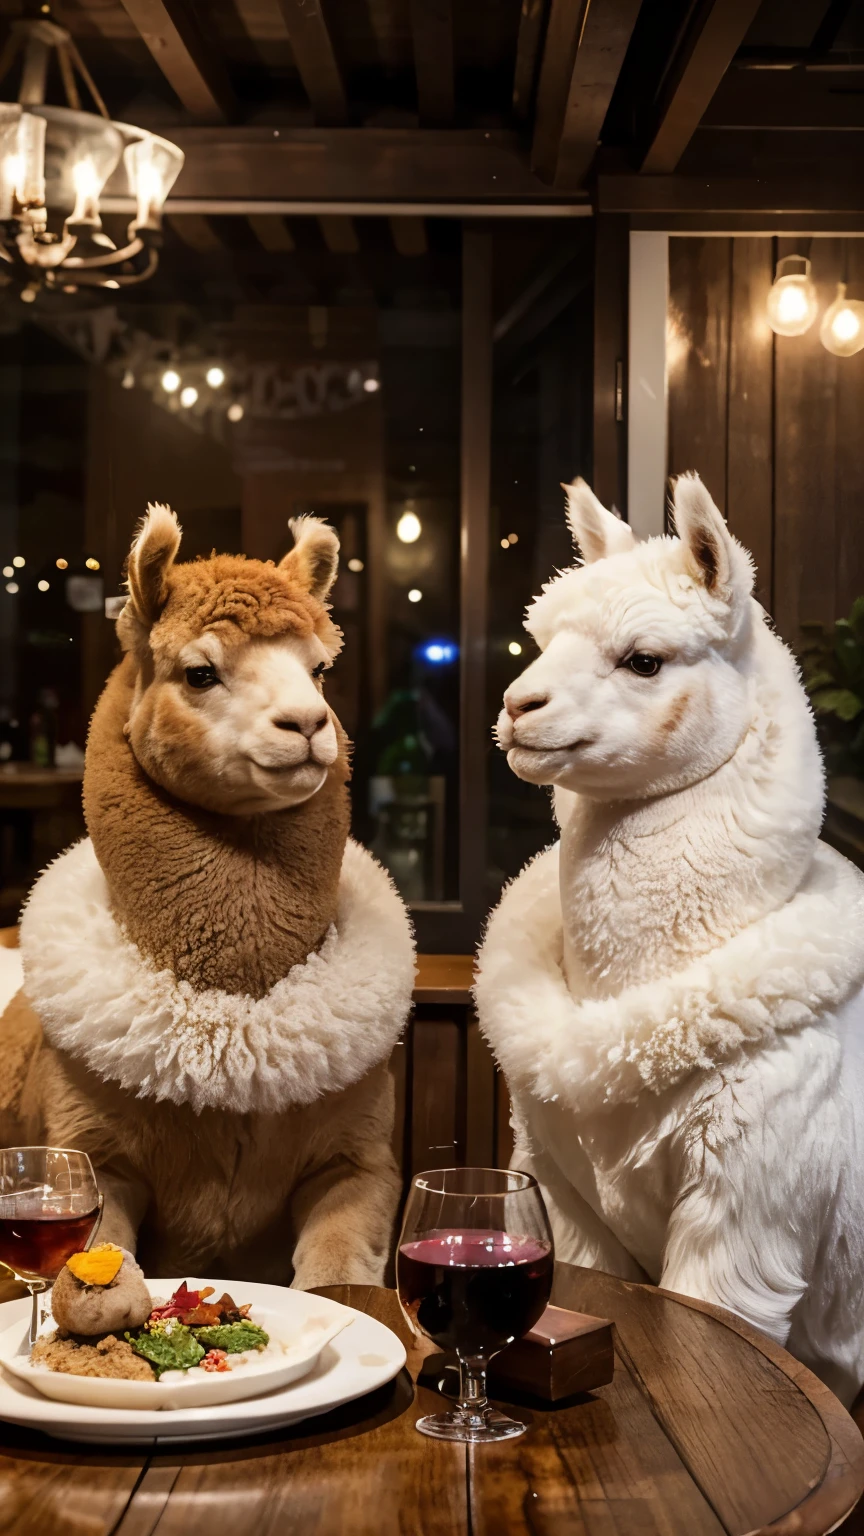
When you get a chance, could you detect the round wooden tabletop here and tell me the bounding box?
[0,1264,861,1536]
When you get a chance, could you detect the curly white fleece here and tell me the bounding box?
[475,839,864,1114]
[20,837,415,1115]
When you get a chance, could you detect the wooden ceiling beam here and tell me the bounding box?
[275,0,348,125]
[247,214,296,252]
[318,215,359,253]
[512,0,548,121]
[116,0,236,123]
[167,213,223,250]
[101,128,583,205]
[532,0,644,189]
[389,216,428,256]
[410,0,454,126]
[641,0,765,174]
[598,172,864,212]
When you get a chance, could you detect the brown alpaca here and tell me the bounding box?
[1,508,414,1286]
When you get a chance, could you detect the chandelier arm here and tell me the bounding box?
[56,42,81,112]
[14,228,77,269]
[63,39,110,121]
[63,234,146,270]
[51,247,159,288]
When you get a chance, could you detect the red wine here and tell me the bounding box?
[398,1229,553,1357]
[0,1206,100,1282]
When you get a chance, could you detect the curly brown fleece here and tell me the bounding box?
[83,654,351,997]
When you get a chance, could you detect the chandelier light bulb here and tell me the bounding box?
[397,510,421,543]
[227,402,244,423]
[161,368,180,394]
[766,255,819,337]
[206,366,225,388]
[180,385,198,408]
[820,283,864,358]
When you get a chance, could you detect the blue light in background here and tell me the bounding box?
[419,640,458,665]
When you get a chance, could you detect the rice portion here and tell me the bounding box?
[31,1330,156,1381]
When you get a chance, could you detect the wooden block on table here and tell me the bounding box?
[488,1304,614,1401]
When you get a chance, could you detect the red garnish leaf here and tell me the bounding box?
[200,1348,230,1374]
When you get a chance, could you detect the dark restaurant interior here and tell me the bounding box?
[0,0,862,1527]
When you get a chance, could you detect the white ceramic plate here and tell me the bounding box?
[0,1280,406,1443]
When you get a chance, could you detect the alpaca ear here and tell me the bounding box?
[123,503,181,628]
[563,480,635,563]
[281,516,340,601]
[672,474,754,602]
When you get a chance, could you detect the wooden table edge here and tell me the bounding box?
[649,1280,864,1536]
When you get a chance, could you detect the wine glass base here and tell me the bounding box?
[415,1408,527,1442]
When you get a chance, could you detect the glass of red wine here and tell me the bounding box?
[397,1167,553,1442]
[0,1147,103,1346]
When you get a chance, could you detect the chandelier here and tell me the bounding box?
[0,17,183,296]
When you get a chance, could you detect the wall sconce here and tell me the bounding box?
[766,256,818,337]
[820,283,864,358]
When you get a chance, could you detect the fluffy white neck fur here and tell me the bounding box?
[556,613,825,1000]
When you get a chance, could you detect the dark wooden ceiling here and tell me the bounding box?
[0,0,860,212]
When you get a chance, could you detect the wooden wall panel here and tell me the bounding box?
[410,1012,464,1176]
[667,238,731,514]
[726,239,774,612]
[773,236,841,641]
[667,235,864,643]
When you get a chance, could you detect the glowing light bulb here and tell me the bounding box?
[820,283,864,358]
[55,558,68,570]
[161,368,180,393]
[227,402,244,422]
[5,582,18,594]
[1,567,10,578]
[363,377,380,393]
[12,556,24,568]
[71,157,100,221]
[508,641,523,656]
[408,588,422,603]
[500,538,509,549]
[85,557,100,571]
[397,511,421,543]
[348,558,364,572]
[206,366,225,388]
[508,533,519,544]
[37,580,49,592]
[121,369,135,389]
[766,256,818,337]
[180,386,198,408]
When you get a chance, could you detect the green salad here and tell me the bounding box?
[121,1283,271,1378]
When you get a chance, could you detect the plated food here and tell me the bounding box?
[33,1245,270,1383]
[0,1252,354,1412]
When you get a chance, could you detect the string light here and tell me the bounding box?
[508,533,519,544]
[766,256,818,337]
[363,377,380,393]
[348,558,364,572]
[508,641,523,656]
[500,538,509,549]
[397,511,421,543]
[206,366,225,388]
[820,283,864,358]
[121,369,135,389]
[408,588,422,603]
[12,556,24,568]
[161,368,180,393]
[1,566,11,578]
[85,557,100,571]
[55,558,68,570]
[37,579,49,591]
[227,402,244,422]
[180,385,198,408]
[5,582,18,594]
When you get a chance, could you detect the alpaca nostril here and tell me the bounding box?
[507,694,550,720]
[273,714,328,738]
[312,714,328,735]
[274,719,304,734]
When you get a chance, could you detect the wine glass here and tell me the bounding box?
[0,1147,103,1346]
[397,1167,554,1442]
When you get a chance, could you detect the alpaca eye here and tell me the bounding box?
[311,662,327,679]
[625,653,662,678]
[185,664,219,690]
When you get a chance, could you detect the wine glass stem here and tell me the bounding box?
[457,1357,488,1423]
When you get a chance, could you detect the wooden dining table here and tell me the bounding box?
[0,1262,862,1536]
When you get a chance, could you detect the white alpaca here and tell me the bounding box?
[475,474,864,1404]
